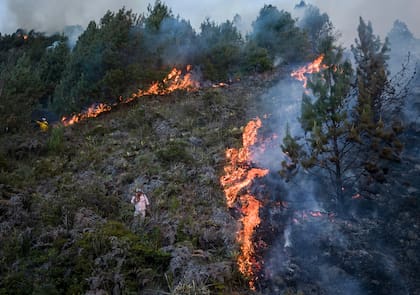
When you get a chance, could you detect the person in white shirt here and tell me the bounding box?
[131,188,150,219]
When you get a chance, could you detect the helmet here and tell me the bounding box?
[135,188,143,193]
[41,117,47,122]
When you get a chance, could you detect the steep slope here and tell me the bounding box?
[0,77,273,294]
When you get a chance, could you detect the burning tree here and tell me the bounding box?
[283,18,414,206]
[282,40,355,205]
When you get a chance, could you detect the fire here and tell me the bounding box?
[220,118,269,289]
[61,66,199,126]
[291,54,327,88]
[61,103,112,126]
[129,67,199,100]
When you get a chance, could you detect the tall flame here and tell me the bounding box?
[220,118,268,289]
[291,54,327,88]
[61,66,199,126]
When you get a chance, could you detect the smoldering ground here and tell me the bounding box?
[246,75,412,295]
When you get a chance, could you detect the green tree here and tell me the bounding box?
[196,19,243,81]
[0,53,44,130]
[251,5,311,63]
[351,17,405,180]
[53,8,140,114]
[297,3,335,53]
[352,17,389,122]
[145,0,173,32]
[241,40,272,73]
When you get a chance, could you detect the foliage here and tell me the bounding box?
[0,2,325,130]
[156,140,192,165]
[47,126,64,153]
[351,17,408,180]
[53,8,141,114]
[297,3,336,53]
[251,5,311,63]
[0,31,67,132]
[283,17,412,207]
[241,40,273,73]
[294,41,354,203]
[196,19,244,81]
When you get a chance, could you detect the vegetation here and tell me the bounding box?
[282,39,354,205]
[281,17,412,209]
[0,1,314,132]
[0,1,417,293]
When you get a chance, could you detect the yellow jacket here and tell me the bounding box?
[36,120,49,132]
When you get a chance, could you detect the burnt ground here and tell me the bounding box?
[251,123,420,295]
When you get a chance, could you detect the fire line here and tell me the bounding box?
[61,66,199,126]
[220,117,269,289]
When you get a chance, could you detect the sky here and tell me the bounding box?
[0,0,419,47]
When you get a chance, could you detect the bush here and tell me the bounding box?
[156,140,192,165]
[47,126,64,153]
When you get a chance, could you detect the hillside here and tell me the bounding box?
[1,2,420,295]
[0,76,275,294]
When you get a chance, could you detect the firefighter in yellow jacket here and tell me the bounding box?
[36,117,49,132]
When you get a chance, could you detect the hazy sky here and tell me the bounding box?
[0,0,419,47]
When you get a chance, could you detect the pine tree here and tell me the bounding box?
[351,17,389,123]
[351,17,405,181]
[251,5,311,62]
[282,40,354,204]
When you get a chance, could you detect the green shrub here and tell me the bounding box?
[47,126,64,153]
[156,140,192,165]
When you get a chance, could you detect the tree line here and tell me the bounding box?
[0,1,330,131]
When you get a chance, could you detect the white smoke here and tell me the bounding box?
[283,225,292,248]
[1,0,419,47]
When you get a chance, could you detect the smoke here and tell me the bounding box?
[1,0,420,48]
[0,0,148,34]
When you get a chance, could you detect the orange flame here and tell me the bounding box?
[220,118,268,289]
[128,67,199,101]
[61,66,199,126]
[291,54,327,88]
[61,103,112,126]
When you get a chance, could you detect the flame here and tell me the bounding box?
[291,54,327,88]
[129,67,199,100]
[220,118,268,289]
[61,66,199,126]
[61,103,112,126]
